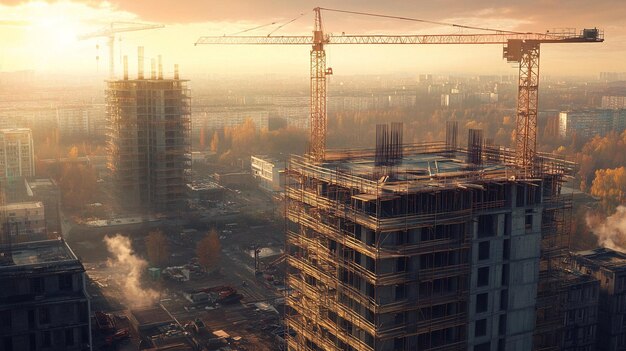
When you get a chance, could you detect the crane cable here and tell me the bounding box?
[267,12,308,36]
[319,7,542,36]
[229,21,278,36]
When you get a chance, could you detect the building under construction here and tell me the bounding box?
[284,123,575,351]
[106,48,191,212]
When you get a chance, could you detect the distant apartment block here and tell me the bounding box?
[441,91,464,107]
[0,201,46,238]
[250,155,285,192]
[0,128,35,180]
[558,110,626,138]
[106,51,191,211]
[601,96,626,109]
[193,106,269,131]
[0,239,91,350]
[56,104,106,139]
[570,248,626,351]
[600,72,626,82]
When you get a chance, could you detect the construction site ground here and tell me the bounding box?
[67,186,286,351]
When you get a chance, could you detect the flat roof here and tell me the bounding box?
[130,306,174,327]
[1,201,43,211]
[574,247,626,271]
[0,239,81,271]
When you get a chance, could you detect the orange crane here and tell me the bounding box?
[195,7,603,167]
[79,21,164,79]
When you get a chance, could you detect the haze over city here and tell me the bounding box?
[0,0,624,76]
[1,1,626,351]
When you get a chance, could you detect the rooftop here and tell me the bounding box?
[574,247,626,271]
[0,239,81,271]
[291,143,574,194]
[0,201,43,212]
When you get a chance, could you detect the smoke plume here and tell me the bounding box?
[586,206,626,253]
[104,234,159,307]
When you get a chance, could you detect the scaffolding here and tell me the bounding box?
[106,74,191,212]
[284,138,575,351]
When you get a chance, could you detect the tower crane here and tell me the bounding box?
[79,21,164,79]
[195,7,603,167]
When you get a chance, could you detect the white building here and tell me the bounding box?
[558,110,615,138]
[1,201,46,236]
[0,128,35,180]
[251,155,285,192]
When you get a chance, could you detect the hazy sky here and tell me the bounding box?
[0,0,623,79]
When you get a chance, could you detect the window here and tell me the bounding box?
[474,342,490,351]
[395,284,406,299]
[65,329,74,346]
[478,241,490,261]
[0,310,10,328]
[31,277,43,295]
[42,331,51,348]
[500,289,508,310]
[59,274,73,291]
[501,264,509,286]
[476,293,488,313]
[499,314,507,335]
[3,336,11,351]
[475,319,487,337]
[502,239,510,260]
[39,307,50,325]
[477,267,490,287]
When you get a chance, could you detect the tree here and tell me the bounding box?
[145,230,169,267]
[591,167,626,212]
[196,229,221,271]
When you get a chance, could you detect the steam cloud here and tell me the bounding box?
[586,206,626,253]
[103,234,159,307]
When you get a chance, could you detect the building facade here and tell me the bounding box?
[284,139,572,350]
[558,110,626,138]
[570,248,626,351]
[0,201,45,238]
[0,239,91,350]
[0,128,35,181]
[106,60,191,212]
[251,155,285,193]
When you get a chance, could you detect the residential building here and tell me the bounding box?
[0,201,46,238]
[284,130,571,350]
[56,104,106,139]
[534,269,599,351]
[0,239,91,350]
[558,110,615,138]
[570,248,626,351]
[106,50,191,211]
[0,128,35,181]
[251,155,285,192]
[25,179,61,234]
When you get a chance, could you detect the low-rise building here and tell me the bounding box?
[0,239,91,350]
[570,248,626,351]
[0,201,46,238]
[25,179,61,234]
[251,155,285,193]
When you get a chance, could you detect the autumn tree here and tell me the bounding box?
[145,230,169,267]
[196,229,221,271]
[591,167,626,212]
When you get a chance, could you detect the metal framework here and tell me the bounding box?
[196,8,603,166]
[79,22,164,79]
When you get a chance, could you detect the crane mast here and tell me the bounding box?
[195,9,603,167]
[79,22,164,79]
